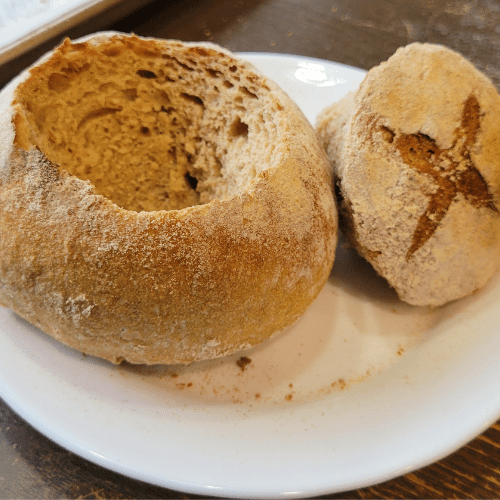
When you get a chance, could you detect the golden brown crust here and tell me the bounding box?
[0,33,337,364]
[317,42,500,307]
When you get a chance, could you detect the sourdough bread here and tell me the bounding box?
[0,33,337,364]
[317,42,500,306]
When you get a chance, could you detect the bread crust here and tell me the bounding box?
[0,33,337,364]
[317,42,500,306]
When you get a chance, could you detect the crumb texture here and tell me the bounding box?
[13,37,283,212]
[317,42,500,306]
[0,34,337,364]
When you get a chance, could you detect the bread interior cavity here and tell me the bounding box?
[13,37,277,212]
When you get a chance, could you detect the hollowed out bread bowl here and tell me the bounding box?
[317,43,500,307]
[0,33,337,364]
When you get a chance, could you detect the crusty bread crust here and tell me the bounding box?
[0,33,337,364]
[317,42,500,307]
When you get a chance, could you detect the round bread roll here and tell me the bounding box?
[0,33,337,364]
[317,42,500,307]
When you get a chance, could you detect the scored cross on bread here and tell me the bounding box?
[383,95,498,258]
[317,42,500,307]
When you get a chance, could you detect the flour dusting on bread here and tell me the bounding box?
[0,33,337,364]
[317,42,500,306]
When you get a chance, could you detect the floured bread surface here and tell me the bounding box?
[0,33,337,364]
[317,42,500,306]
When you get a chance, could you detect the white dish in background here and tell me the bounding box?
[0,0,150,65]
[1,54,500,498]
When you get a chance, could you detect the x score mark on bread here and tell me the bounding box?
[388,94,498,259]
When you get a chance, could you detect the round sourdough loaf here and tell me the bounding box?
[0,33,337,364]
[317,42,500,307]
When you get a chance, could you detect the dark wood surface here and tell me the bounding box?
[1,0,500,498]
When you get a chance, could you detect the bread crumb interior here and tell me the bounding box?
[13,37,276,212]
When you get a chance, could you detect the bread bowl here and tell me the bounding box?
[0,32,337,364]
[317,43,500,307]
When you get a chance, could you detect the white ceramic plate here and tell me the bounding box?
[1,53,500,499]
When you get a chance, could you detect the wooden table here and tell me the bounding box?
[1,1,500,498]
